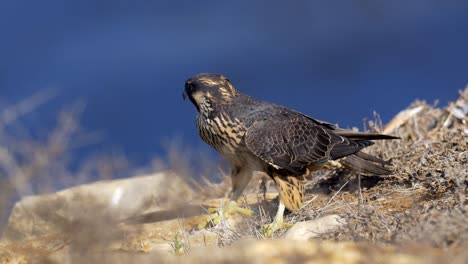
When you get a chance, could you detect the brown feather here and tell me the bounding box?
[273,174,306,211]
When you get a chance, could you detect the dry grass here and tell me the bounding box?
[301,91,467,248]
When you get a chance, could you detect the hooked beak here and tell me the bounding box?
[183,79,193,101]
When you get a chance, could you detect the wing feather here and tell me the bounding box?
[244,111,336,174]
[243,106,397,175]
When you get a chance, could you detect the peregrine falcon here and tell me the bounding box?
[183,73,399,236]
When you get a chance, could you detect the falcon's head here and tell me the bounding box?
[183,73,240,113]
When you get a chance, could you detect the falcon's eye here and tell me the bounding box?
[186,81,196,93]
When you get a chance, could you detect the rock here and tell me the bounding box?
[1,174,279,263]
[285,214,345,240]
[4,171,195,240]
[383,105,424,134]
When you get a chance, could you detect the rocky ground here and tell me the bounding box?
[0,88,466,263]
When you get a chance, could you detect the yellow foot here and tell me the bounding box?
[197,200,253,230]
[260,219,293,238]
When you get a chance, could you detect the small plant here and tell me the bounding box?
[168,231,186,256]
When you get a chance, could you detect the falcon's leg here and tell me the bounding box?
[260,200,293,237]
[261,174,305,237]
[197,166,253,229]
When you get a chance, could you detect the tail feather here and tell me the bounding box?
[331,130,398,175]
[334,130,400,141]
[340,152,393,175]
[354,151,392,166]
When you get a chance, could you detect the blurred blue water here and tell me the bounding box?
[1,1,467,168]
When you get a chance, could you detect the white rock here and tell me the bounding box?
[4,171,195,240]
[285,214,345,240]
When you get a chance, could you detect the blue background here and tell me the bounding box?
[1,1,467,169]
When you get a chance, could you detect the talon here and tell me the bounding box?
[261,220,293,238]
[230,204,253,217]
[207,207,218,214]
[197,214,216,230]
[196,201,253,230]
